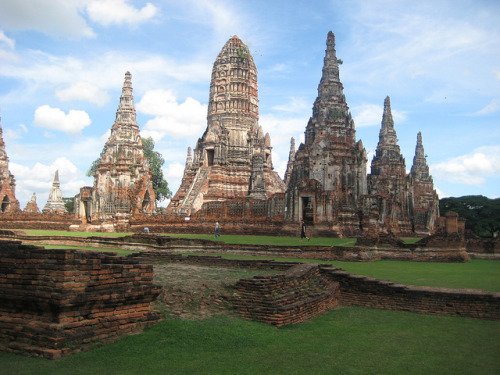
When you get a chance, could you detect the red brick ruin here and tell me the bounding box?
[0,240,161,359]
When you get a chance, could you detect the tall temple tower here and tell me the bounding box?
[75,72,156,224]
[43,170,68,214]
[364,97,411,233]
[168,36,285,216]
[0,115,20,213]
[285,31,367,235]
[408,132,439,234]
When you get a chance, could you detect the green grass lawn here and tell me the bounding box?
[20,230,133,237]
[43,245,137,257]
[163,233,358,246]
[2,307,499,375]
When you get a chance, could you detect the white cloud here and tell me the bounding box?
[0,30,15,49]
[476,98,500,115]
[164,161,185,181]
[272,97,310,114]
[55,82,110,106]
[0,0,95,39]
[434,188,448,200]
[86,0,159,27]
[34,105,92,134]
[352,103,406,127]
[431,146,500,185]
[137,89,207,140]
[10,157,83,208]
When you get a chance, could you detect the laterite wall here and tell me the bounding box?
[0,240,162,359]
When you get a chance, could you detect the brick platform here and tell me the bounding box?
[0,240,162,359]
[230,264,340,326]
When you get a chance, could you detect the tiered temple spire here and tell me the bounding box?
[167,35,285,216]
[74,72,156,225]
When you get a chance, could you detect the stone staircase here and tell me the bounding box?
[180,167,209,214]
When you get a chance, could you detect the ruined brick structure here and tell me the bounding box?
[408,132,439,234]
[0,241,161,359]
[42,170,68,214]
[0,116,20,213]
[363,97,412,234]
[284,31,368,235]
[23,193,40,214]
[75,72,156,227]
[167,36,285,216]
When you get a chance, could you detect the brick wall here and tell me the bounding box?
[230,264,340,326]
[322,266,500,320]
[0,240,162,359]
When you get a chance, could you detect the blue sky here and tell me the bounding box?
[0,0,499,209]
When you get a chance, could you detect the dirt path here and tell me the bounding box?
[153,262,281,319]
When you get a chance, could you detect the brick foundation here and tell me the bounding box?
[0,240,162,359]
[322,266,500,320]
[230,264,339,326]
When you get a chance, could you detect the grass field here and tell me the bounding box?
[1,307,499,375]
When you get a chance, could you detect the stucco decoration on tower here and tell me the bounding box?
[75,72,156,224]
[168,36,285,216]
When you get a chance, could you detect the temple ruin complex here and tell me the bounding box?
[74,72,156,228]
[167,35,285,216]
[0,116,20,213]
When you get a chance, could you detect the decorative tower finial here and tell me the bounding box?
[410,132,429,179]
[115,71,137,127]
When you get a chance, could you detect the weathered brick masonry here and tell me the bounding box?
[231,264,340,326]
[321,266,500,320]
[0,240,161,359]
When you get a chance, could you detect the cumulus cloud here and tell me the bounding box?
[34,105,92,134]
[10,157,84,208]
[86,0,159,27]
[0,0,95,39]
[430,146,500,185]
[136,90,207,140]
[55,82,110,106]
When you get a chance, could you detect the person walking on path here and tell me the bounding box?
[215,221,221,239]
[300,220,310,241]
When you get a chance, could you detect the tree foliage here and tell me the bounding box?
[62,197,74,214]
[141,137,172,202]
[86,137,171,203]
[439,195,500,238]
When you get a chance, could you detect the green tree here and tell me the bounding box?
[86,137,171,203]
[141,137,172,202]
[62,197,74,214]
[440,195,500,237]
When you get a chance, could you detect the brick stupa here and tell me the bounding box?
[0,115,20,213]
[408,132,439,233]
[364,96,411,233]
[168,36,285,216]
[75,72,155,224]
[285,31,367,234]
